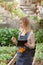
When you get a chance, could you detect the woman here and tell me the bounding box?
[11,17,35,65]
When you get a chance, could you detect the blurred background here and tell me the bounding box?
[0,0,43,65]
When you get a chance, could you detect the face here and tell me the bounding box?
[19,20,25,29]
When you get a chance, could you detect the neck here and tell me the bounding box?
[20,27,31,33]
[21,28,31,34]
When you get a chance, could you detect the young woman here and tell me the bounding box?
[11,17,35,65]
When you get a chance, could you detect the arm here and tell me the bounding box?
[11,37,17,45]
[11,32,21,45]
[25,31,35,49]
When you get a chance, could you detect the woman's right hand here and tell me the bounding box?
[11,37,16,44]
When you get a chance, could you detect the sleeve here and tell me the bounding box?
[27,31,35,49]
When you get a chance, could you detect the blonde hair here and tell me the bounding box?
[20,17,31,33]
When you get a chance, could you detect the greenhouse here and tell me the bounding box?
[0,0,43,65]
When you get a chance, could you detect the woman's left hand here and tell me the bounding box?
[24,43,29,47]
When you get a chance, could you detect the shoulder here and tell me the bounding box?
[27,30,35,40]
[30,30,35,37]
[30,30,34,35]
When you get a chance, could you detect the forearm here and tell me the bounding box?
[27,32,35,49]
[28,43,35,49]
[13,41,18,46]
[25,42,35,49]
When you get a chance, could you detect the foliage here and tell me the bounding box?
[35,43,43,60]
[29,15,40,23]
[35,29,43,43]
[0,28,19,46]
[34,29,43,61]
[0,62,6,65]
[6,2,25,18]
[0,1,25,18]
[13,8,25,18]
[0,46,17,64]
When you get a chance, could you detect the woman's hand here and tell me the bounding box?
[11,37,16,44]
[24,43,29,47]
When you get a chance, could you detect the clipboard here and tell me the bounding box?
[17,40,27,46]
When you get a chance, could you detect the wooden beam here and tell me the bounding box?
[8,54,17,65]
